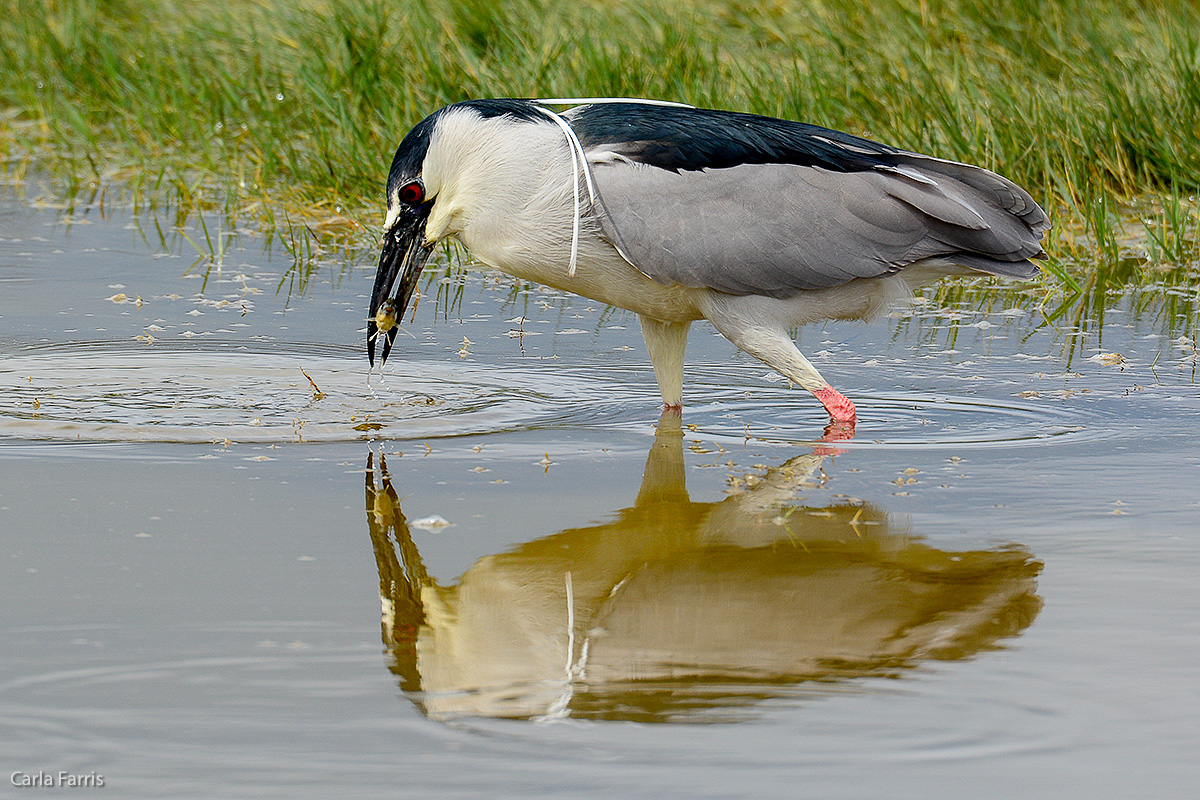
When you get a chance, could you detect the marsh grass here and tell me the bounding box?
[2,0,1198,334]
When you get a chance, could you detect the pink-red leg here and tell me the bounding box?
[812,385,856,423]
[813,385,856,443]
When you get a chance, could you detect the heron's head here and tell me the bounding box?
[368,99,554,366]
[368,110,440,366]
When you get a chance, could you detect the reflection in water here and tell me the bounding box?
[365,415,1042,723]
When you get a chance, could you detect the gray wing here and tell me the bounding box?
[587,155,1048,299]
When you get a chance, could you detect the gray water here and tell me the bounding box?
[1,194,1198,798]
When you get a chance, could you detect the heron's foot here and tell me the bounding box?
[813,385,856,451]
[812,386,857,424]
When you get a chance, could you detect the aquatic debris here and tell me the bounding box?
[411,515,453,533]
[507,316,528,342]
[301,368,326,401]
[1090,352,1126,369]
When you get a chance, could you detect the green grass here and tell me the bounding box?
[2,0,1199,333]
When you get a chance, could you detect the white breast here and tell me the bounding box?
[422,108,702,323]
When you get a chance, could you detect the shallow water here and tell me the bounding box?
[2,195,1199,797]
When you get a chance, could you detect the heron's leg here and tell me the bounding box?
[639,316,690,409]
[702,307,856,424]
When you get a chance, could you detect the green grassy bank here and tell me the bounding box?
[2,0,1199,299]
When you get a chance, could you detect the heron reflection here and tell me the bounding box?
[364,415,1041,722]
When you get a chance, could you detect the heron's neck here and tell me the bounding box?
[423,111,580,274]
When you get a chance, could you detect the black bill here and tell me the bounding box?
[367,210,434,366]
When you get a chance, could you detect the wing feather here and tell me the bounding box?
[569,102,1048,297]
[590,159,1044,297]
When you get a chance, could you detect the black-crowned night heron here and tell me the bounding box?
[368,99,1048,432]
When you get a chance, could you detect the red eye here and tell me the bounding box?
[399,180,424,204]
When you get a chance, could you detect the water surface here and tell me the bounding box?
[2,195,1198,797]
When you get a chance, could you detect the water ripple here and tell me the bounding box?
[1,341,1106,447]
[1,341,573,444]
